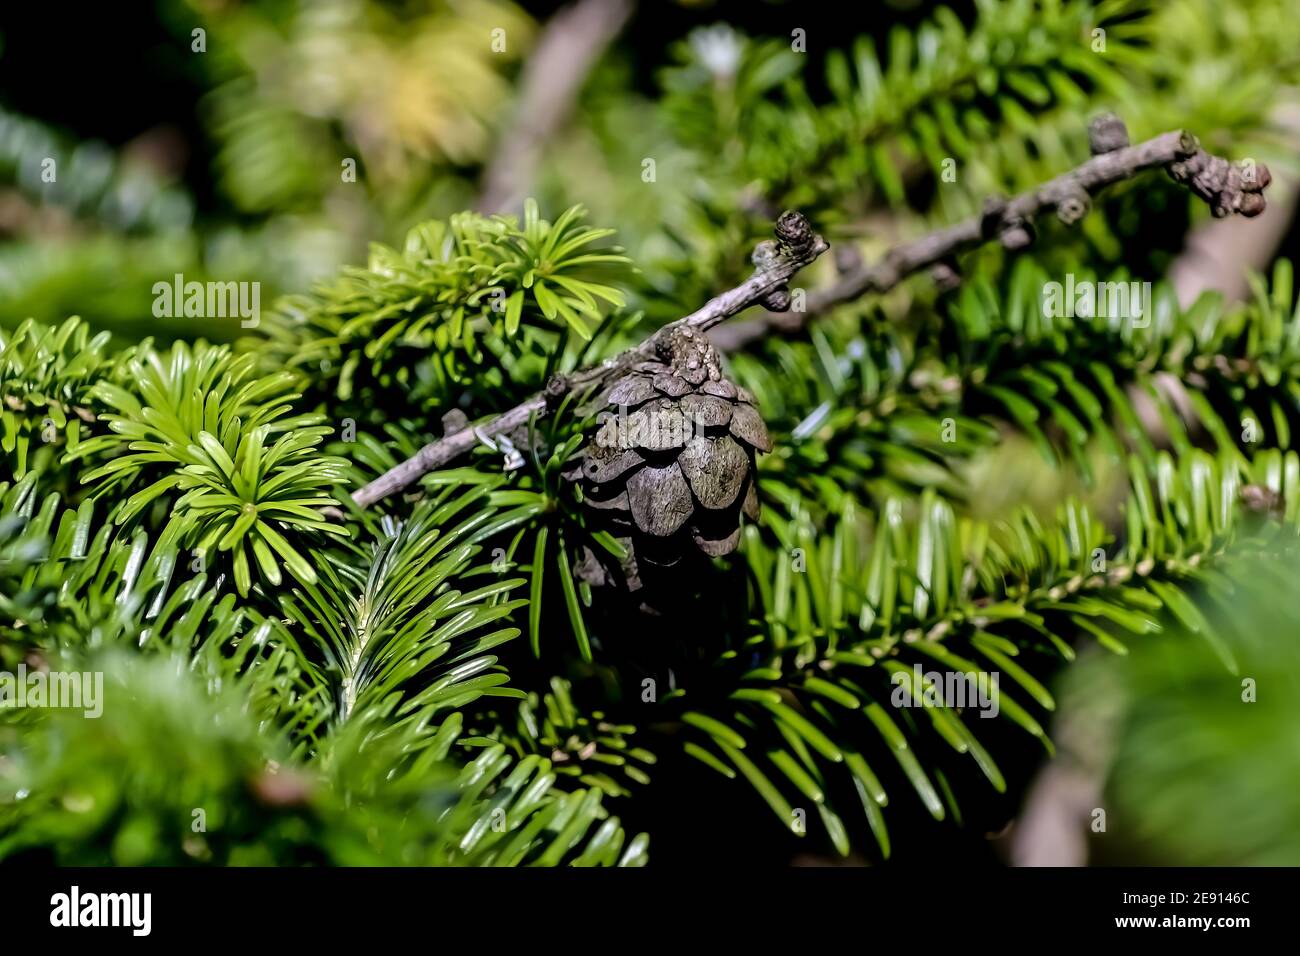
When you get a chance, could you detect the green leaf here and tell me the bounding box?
[529,526,548,657]
[555,534,591,662]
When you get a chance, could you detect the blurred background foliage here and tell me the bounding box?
[6,0,1298,341]
[2,0,1300,866]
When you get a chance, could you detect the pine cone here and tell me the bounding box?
[569,326,770,579]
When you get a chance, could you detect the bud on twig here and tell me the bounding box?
[1089,113,1130,155]
[1056,187,1092,225]
[931,260,961,292]
[760,287,793,311]
[774,210,816,258]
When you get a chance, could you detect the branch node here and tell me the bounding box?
[1056,187,1092,225]
[544,373,570,407]
[980,195,1009,238]
[1088,113,1130,155]
[760,287,793,312]
[441,409,469,436]
[834,244,864,275]
[930,260,961,293]
[998,218,1035,250]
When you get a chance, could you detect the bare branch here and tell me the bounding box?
[353,118,1271,509]
[710,118,1272,351]
[476,0,635,214]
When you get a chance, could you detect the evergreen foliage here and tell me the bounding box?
[2,0,1298,866]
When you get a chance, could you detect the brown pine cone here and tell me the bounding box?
[569,326,769,580]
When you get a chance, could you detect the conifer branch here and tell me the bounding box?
[709,117,1273,351]
[351,212,827,507]
[354,117,1270,509]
